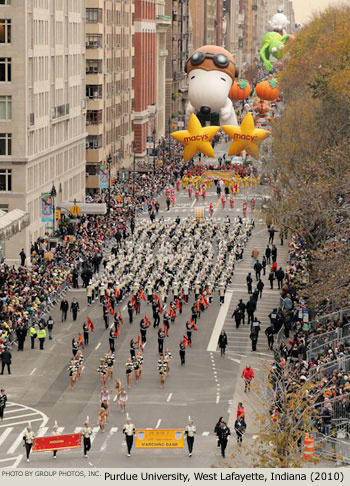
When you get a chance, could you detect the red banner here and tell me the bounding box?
[32,433,82,452]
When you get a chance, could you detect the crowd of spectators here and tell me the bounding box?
[0,149,186,352]
[268,236,350,438]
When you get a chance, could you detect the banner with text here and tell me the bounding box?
[32,433,82,452]
[135,429,184,448]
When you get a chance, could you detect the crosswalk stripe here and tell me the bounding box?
[100,427,118,452]
[0,417,44,429]
[36,427,49,437]
[7,431,25,454]
[90,426,100,444]
[1,412,41,422]
[0,427,13,447]
[202,431,210,436]
[74,427,82,433]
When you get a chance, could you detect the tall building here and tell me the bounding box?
[0,0,86,262]
[190,0,217,50]
[85,0,134,191]
[133,0,170,158]
[164,0,192,128]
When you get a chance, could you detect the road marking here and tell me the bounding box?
[1,417,45,429]
[90,426,100,444]
[0,427,13,447]
[30,368,36,376]
[74,427,82,433]
[155,419,161,429]
[190,199,196,208]
[252,435,259,440]
[227,357,241,364]
[95,342,101,350]
[207,291,233,351]
[5,409,26,414]
[113,395,118,402]
[81,306,87,314]
[122,305,127,311]
[37,427,49,437]
[166,393,172,402]
[7,431,26,454]
[216,396,220,404]
[202,431,210,436]
[2,412,41,422]
[0,456,21,463]
[50,344,56,351]
[100,427,118,452]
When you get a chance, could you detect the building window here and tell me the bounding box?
[86,8,102,23]
[86,60,102,74]
[86,164,100,176]
[0,168,11,191]
[0,132,11,155]
[0,19,11,43]
[0,95,11,119]
[0,57,11,81]
[0,0,11,5]
[86,135,102,149]
[86,34,102,48]
[86,85,102,99]
[86,110,102,125]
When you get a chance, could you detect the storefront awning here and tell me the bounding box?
[0,209,30,240]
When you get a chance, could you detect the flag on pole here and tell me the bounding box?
[116,323,120,337]
[87,317,94,332]
[138,333,143,351]
[196,301,200,312]
[145,314,150,328]
[183,336,189,348]
[78,333,84,348]
[139,289,146,302]
[115,288,120,299]
[201,294,209,306]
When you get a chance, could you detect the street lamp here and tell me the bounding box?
[132,140,137,200]
[152,128,156,176]
[168,118,172,160]
[50,183,57,234]
[107,153,112,217]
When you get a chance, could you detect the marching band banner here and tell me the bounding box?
[135,429,184,449]
[32,433,82,452]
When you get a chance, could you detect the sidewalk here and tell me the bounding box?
[224,212,289,464]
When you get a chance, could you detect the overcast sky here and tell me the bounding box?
[293,0,350,24]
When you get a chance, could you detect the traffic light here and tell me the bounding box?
[56,209,61,220]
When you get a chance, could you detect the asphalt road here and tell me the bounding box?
[0,143,288,468]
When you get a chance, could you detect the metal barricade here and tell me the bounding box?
[311,356,350,378]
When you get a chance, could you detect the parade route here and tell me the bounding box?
[0,151,288,468]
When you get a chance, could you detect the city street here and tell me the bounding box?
[0,147,288,468]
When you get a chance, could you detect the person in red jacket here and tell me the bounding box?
[241,365,254,392]
[237,402,245,420]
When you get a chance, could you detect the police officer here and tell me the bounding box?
[0,388,7,421]
[60,298,69,321]
[23,424,35,462]
[123,418,136,457]
[82,421,92,458]
[185,420,196,457]
[29,323,37,349]
[70,298,80,321]
[47,315,54,340]
[37,326,46,350]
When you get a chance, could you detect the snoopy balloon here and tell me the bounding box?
[185,45,238,127]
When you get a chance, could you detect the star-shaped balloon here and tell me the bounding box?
[171,113,220,162]
[222,113,271,159]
